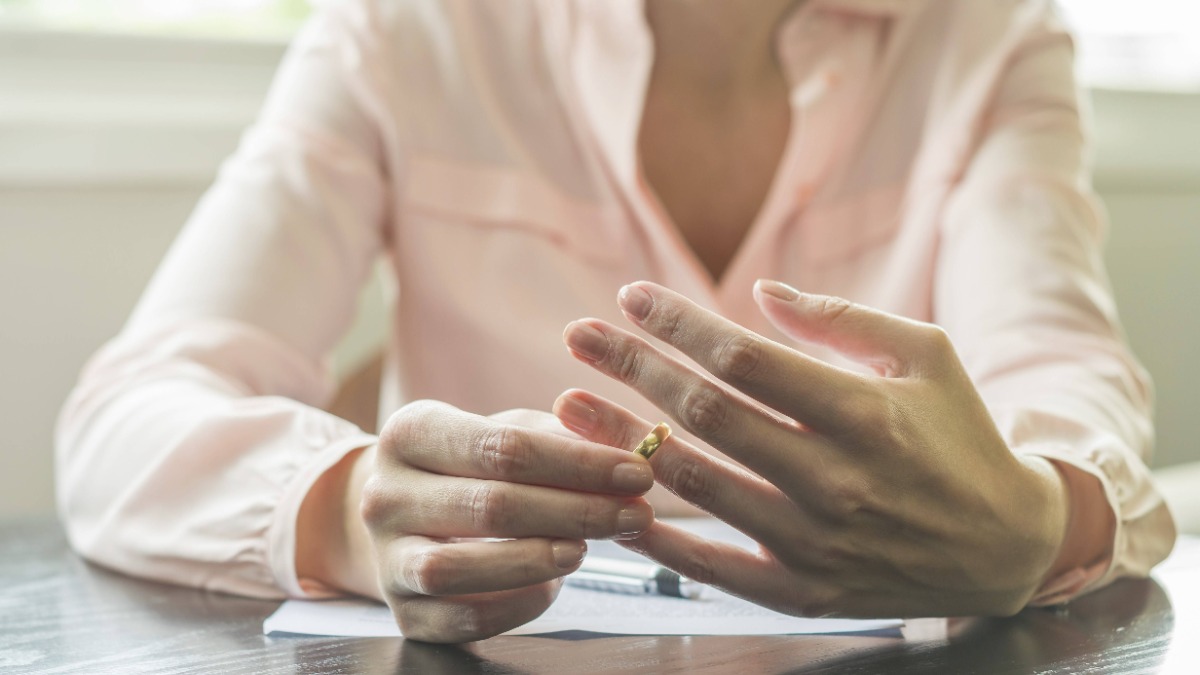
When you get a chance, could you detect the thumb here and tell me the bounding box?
[752,279,947,377]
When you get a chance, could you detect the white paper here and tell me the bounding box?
[264,518,904,638]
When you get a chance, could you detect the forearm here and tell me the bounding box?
[57,329,378,598]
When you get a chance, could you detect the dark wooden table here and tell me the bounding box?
[3,517,1198,674]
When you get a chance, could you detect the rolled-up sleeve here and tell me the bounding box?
[935,10,1176,603]
[55,0,390,599]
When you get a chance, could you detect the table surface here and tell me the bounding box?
[3,518,1198,675]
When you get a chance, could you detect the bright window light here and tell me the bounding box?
[1,0,1198,90]
[0,0,311,39]
[1057,0,1200,91]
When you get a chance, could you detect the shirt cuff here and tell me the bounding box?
[267,433,379,598]
[1017,443,1122,606]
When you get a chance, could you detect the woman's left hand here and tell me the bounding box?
[556,280,1069,618]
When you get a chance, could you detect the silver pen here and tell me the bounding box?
[566,556,705,600]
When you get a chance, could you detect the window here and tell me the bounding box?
[2,0,1198,90]
[1058,0,1200,90]
[0,0,311,40]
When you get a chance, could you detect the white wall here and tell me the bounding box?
[1088,89,1200,468]
[0,30,386,517]
[1,30,1198,517]
[1105,191,1200,469]
[1,186,199,517]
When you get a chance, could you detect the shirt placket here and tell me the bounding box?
[566,0,727,309]
[713,9,880,327]
[562,1,891,323]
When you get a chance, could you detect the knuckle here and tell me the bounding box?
[479,425,531,478]
[826,476,868,522]
[404,547,450,596]
[380,399,441,459]
[392,601,424,637]
[517,551,544,584]
[359,476,390,528]
[574,498,607,539]
[917,323,956,365]
[714,333,765,384]
[814,539,857,572]
[680,383,728,438]
[610,339,643,385]
[680,544,720,587]
[922,323,953,351]
[816,296,854,327]
[662,459,715,512]
[570,449,604,490]
[450,607,492,641]
[856,389,907,448]
[391,597,486,643]
[468,482,505,533]
[654,301,687,345]
[877,409,913,454]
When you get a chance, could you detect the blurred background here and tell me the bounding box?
[1,0,1198,520]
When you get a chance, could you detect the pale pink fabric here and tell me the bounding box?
[56,0,1175,603]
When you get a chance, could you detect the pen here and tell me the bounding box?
[566,556,705,600]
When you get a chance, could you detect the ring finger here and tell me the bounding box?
[563,318,826,494]
[553,389,826,556]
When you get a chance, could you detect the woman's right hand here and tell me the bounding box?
[360,400,656,642]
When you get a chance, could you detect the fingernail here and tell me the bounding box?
[618,285,653,322]
[555,395,597,434]
[552,539,586,569]
[616,504,653,538]
[612,462,654,493]
[564,322,609,362]
[758,279,800,301]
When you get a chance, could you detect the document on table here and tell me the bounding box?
[264,518,904,638]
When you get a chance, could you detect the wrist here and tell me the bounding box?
[343,444,384,600]
[1017,455,1071,575]
[296,444,382,600]
[1017,454,1115,600]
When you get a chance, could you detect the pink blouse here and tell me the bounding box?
[57,0,1175,604]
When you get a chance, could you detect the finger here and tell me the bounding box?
[488,408,579,439]
[562,318,827,484]
[616,281,874,433]
[380,400,654,496]
[375,471,654,541]
[391,581,560,643]
[553,389,808,547]
[753,280,952,377]
[384,536,586,597]
[621,521,841,618]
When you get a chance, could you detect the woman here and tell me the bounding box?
[57,0,1175,643]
